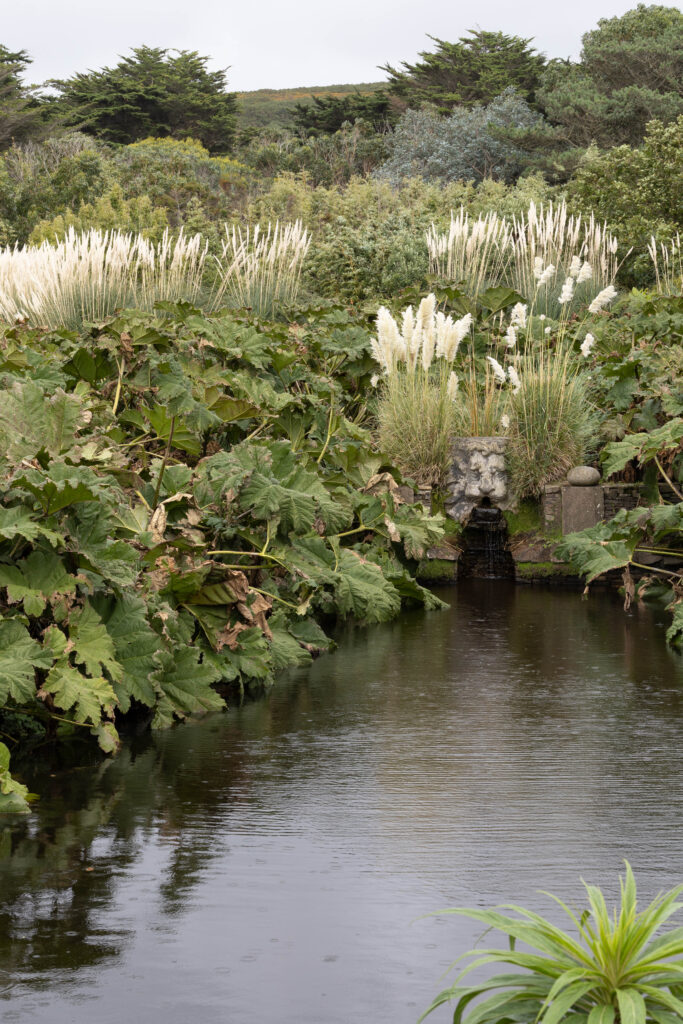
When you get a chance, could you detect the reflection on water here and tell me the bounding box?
[1,581,682,1024]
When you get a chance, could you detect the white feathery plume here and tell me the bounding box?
[447,371,459,400]
[500,414,510,430]
[417,293,436,333]
[401,305,415,353]
[588,285,618,313]
[510,302,527,328]
[569,255,582,278]
[507,366,522,393]
[536,263,556,287]
[576,261,593,284]
[580,333,595,357]
[505,325,517,349]
[558,276,575,305]
[486,356,507,384]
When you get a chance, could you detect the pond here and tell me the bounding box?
[1,580,682,1024]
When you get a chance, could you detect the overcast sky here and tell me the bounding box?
[6,0,682,92]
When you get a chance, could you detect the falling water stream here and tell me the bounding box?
[1,581,682,1024]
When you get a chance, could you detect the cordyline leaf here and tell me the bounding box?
[587,1007,615,1024]
[0,549,77,616]
[0,619,52,704]
[91,593,161,711]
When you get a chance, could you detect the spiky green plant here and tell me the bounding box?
[420,863,683,1024]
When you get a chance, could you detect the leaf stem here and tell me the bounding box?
[654,455,683,502]
[112,357,125,416]
[151,417,176,509]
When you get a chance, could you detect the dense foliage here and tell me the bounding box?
[381,30,547,112]
[0,303,445,812]
[0,46,45,150]
[292,90,397,135]
[538,4,683,147]
[377,89,543,186]
[51,47,238,153]
[0,6,682,812]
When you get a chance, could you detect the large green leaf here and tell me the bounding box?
[91,593,161,711]
[0,506,64,547]
[334,548,401,623]
[42,659,117,727]
[68,602,123,682]
[0,742,30,814]
[0,619,51,704]
[0,381,86,462]
[0,549,77,616]
[13,462,109,515]
[152,647,223,728]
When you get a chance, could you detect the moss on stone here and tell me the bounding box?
[442,518,463,539]
[416,558,458,583]
[515,561,572,580]
[504,500,542,536]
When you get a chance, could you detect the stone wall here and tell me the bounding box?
[602,483,643,519]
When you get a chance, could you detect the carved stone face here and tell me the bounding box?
[445,437,511,522]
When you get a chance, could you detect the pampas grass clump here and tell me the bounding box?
[427,200,621,317]
[0,227,208,329]
[506,342,599,498]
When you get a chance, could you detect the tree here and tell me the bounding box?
[377,88,543,186]
[538,5,683,147]
[0,46,45,150]
[51,46,238,154]
[380,31,547,114]
[292,90,397,135]
[566,116,683,284]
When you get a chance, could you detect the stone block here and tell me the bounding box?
[562,485,604,534]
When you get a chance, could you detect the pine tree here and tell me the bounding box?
[380,31,546,114]
[538,4,683,147]
[51,47,238,154]
[0,46,45,150]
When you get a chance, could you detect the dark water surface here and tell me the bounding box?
[1,581,683,1024]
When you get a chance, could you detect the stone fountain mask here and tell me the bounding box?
[445,437,512,522]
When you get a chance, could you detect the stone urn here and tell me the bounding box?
[445,436,512,523]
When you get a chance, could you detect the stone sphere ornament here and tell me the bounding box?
[566,466,601,486]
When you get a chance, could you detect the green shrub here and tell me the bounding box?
[29,185,169,244]
[421,862,683,1024]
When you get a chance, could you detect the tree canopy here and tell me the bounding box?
[538,4,683,147]
[51,46,238,153]
[0,46,45,150]
[292,90,397,136]
[380,30,547,114]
